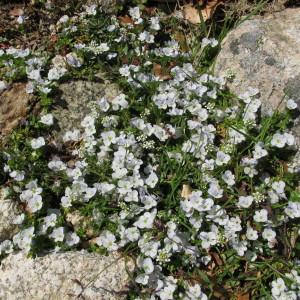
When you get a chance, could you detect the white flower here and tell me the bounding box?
[0,80,7,92]
[40,213,57,233]
[238,195,253,208]
[246,226,258,240]
[135,273,149,285]
[142,257,154,274]
[271,278,286,297]
[145,172,159,188]
[48,159,66,171]
[270,133,286,148]
[253,209,268,223]
[284,201,300,219]
[271,181,285,195]
[66,52,82,68]
[262,228,276,241]
[111,94,128,111]
[124,227,140,242]
[85,4,97,15]
[228,128,246,144]
[201,38,218,48]
[138,31,154,43]
[47,67,67,81]
[13,227,35,252]
[150,17,160,30]
[208,182,223,199]
[253,142,268,159]
[95,230,118,251]
[31,137,45,149]
[13,213,25,225]
[231,240,248,256]
[222,170,235,186]
[134,210,156,229]
[0,240,13,254]
[286,99,298,110]
[184,283,208,300]
[101,130,116,146]
[215,151,230,166]
[129,6,143,24]
[49,227,65,242]
[58,15,69,24]
[97,97,110,112]
[153,125,168,141]
[244,165,258,178]
[283,132,295,146]
[9,170,25,181]
[27,69,41,81]
[61,196,72,208]
[63,129,81,142]
[27,194,43,213]
[40,113,54,126]
[124,190,139,202]
[199,231,218,249]
[17,16,24,24]
[65,232,80,246]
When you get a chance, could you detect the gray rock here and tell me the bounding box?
[214,8,300,174]
[52,80,119,140]
[0,189,20,242]
[214,8,300,113]
[0,250,135,300]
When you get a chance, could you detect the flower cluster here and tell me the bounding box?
[1,4,300,299]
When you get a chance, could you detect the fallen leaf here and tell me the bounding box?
[152,63,172,80]
[118,15,134,25]
[143,7,157,16]
[183,0,223,24]
[9,8,24,17]
[210,251,223,266]
[181,184,192,199]
[173,31,189,52]
[183,5,201,25]
[89,238,98,245]
[50,34,58,43]
[237,293,250,300]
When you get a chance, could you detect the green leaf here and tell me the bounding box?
[290,191,300,202]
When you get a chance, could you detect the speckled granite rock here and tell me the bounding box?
[0,250,134,300]
[214,8,300,114]
[214,8,300,174]
[0,189,20,242]
[0,83,34,139]
[52,80,119,140]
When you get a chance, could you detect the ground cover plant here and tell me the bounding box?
[0,1,300,299]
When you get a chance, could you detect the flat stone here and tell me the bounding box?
[214,8,300,174]
[0,189,20,242]
[52,80,119,141]
[0,83,34,138]
[0,250,135,300]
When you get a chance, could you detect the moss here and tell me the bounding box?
[284,74,300,101]
[229,39,240,55]
[239,31,263,51]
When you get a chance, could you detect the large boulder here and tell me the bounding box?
[0,189,20,242]
[214,8,300,174]
[0,250,135,300]
[52,80,119,141]
[214,8,300,114]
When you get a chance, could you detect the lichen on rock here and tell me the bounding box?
[0,250,135,300]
